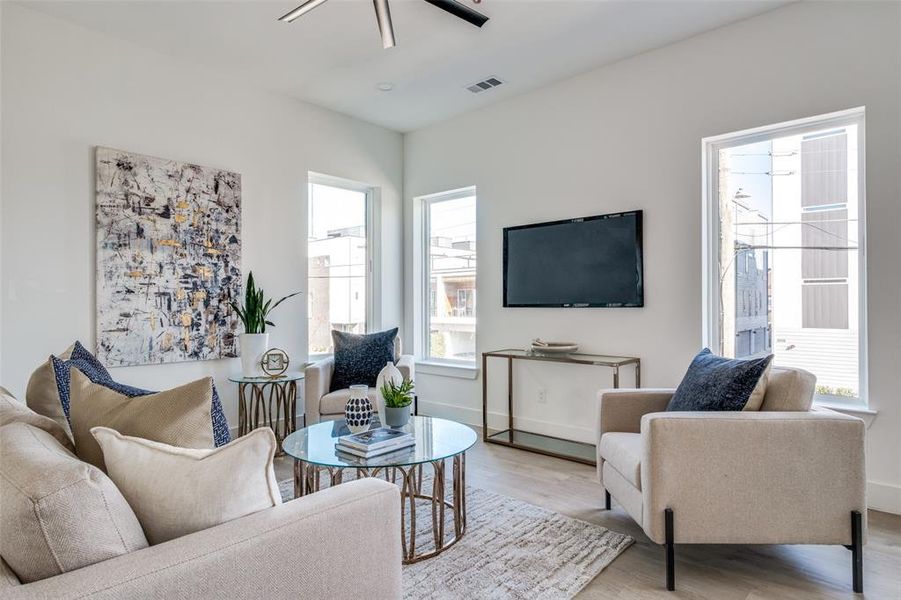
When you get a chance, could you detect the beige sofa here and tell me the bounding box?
[597,367,866,593]
[305,337,414,425]
[0,389,403,599]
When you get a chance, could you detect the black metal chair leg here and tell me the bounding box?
[665,508,675,591]
[851,510,863,593]
[605,490,611,510]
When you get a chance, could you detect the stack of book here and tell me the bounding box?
[335,428,415,458]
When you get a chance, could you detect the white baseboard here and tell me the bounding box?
[868,481,901,515]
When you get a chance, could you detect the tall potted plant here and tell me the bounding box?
[231,272,300,377]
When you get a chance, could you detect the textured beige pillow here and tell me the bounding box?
[25,344,74,436]
[0,386,75,452]
[92,426,282,545]
[742,361,772,411]
[0,422,148,583]
[68,369,215,470]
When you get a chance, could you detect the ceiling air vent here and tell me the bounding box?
[466,77,504,94]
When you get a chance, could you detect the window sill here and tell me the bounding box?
[815,400,878,428]
[415,361,480,380]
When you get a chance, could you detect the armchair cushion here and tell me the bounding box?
[598,432,642,488]
[666,348,772,412]
[320,387,380,417]
[331,328,398,392]
[760,366,816,411]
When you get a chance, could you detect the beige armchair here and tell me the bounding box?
[596,367,866,593]
[305,337,414,425]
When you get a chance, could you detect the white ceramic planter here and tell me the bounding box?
[240,333,269,377]
[375,361,402,419]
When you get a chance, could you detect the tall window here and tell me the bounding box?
[307,176,371,355]
[704,109,865,405]
[420,189,477,364]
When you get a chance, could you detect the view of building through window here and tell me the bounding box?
[717,123,861,403]
[426,193,476,362]
[308,181,368,355]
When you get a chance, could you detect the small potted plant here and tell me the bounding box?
[380,378,414,428]
[231,272,300,377]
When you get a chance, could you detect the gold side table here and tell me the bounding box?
[229,373,305,453]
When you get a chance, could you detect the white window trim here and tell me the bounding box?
[414,186,478,370]
[307,172,381,360]
[701,107,868,406]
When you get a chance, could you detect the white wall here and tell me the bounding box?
[404,2,901,513]
[0,3,404,427]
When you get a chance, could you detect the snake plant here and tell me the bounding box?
[231,271,300,334]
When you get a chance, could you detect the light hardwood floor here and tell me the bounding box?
[276,431,901,599]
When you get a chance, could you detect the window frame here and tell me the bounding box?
[415,186,478,368]
[306,172,381,359]
[701,107,868,407]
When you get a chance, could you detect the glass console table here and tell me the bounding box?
[481,349,641,465]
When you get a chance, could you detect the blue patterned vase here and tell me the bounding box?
[345,385,373,434]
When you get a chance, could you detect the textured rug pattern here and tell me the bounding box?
[279,475,632,600]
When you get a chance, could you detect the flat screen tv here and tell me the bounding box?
[503,210,643,308]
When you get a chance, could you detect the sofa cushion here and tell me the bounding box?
[51,341,231,447]
[1,386,75,452]
[0,422,148,583]
[320,387,380,416]
[0,558,19,589]
[68,369,216,470]
[93,426,282,545]
[331,328,399,392]
[599,432,642,489]
[667,348,773,412]
[24,344,74,436]
[760,367,817,412]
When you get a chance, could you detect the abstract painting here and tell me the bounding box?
[96,147,241,366]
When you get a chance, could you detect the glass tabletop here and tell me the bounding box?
[228,372,305,384]
[483,348,639,366]
[282,416,477,469]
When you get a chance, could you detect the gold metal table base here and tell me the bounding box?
[236,380,298,454]
[294,454,467,564]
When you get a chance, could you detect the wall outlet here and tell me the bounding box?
[537,388,548,404]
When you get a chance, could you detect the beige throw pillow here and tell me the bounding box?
[742,361,772,411]
[25,344,74,436]
[92,427,282,545]
[0,386,75,452]
[68,369,215,470]
[0,423,148,583]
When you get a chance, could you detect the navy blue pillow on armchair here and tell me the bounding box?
[666,348,773,412]
[331,328,398,392]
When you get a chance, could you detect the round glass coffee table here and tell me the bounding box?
[282,416,477,564]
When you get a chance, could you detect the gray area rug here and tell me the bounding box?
[278,475,633,600]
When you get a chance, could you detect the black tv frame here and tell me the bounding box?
[502,209,644,308]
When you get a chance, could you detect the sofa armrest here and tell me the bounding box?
[597,389,674,439]
[5,478,402,600]
[305,357,334,425]
[639,409,866,546]
[396,354,415,383]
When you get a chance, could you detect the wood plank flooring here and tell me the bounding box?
[275,430,901,599]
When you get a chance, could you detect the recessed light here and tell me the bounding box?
[377,82,395,92]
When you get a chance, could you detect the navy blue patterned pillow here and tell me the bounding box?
[330,328,398,392]
[51,341,231,446]
[667,348,773,412]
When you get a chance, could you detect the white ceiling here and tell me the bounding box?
[23,0,787,132]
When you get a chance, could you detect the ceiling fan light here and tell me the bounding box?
[373,0,396,49]
[278,0,330,23]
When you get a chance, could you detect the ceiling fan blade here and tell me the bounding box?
[422,0,489,28]
[278,0,330,23]
[373,0,396,49]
